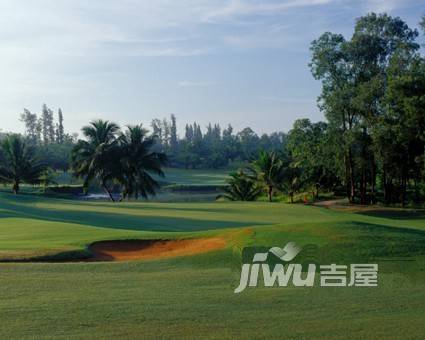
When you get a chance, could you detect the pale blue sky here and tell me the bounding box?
[0,0,423,135]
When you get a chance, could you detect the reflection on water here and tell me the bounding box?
[78,190,220,202]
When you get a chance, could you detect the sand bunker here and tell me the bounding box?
[89,237,226,261]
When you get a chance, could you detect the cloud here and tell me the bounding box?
[259,95,314,104]
[0,0,418,134]
[178,81,216,87]
[0,0,217,59]
[222,23,297,49]
[362,0,404,13]
[0,0,339,60]
[202,0,334,23]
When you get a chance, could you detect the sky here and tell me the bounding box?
[0,0,424,136]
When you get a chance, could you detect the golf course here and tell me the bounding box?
[1,3,425,338]
[0,189,424,338]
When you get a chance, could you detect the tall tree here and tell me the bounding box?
[310,31,358,202]
[41,104,55,144]
[57,108,64,144]
[222,124,240,163]
[118,125,167,200]
[71,120,120,201]
[170,114,178,153]
[310,13,420,204]
[0,134,46,194]
[238,127,260,160]
[419,14,425,35]
[20,109,39,144]
[380,55,425,205]
[252,151,284,202]
[287,119,338,199]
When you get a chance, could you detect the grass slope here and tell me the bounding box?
[52,168,230,187]
[0,193,424,338]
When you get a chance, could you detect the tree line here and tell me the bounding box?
[222,13,425,206]
[19,107,286,171]
[19,104,77,171]
[20,104,76,145]
[0,120,166,199]
[149,114,286,169]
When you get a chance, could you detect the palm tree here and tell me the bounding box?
[252,151,284,202]
[0,134,46,194]
[277,165,301,203]
[118,125,167,200]
[219,170,262,201]
[71,120,120,201]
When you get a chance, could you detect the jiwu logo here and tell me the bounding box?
[234,242,316,293]
[234,242,378,293]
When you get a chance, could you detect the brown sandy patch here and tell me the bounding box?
[89,237,226,262]
[313,198,349,208]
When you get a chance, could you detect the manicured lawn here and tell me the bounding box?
[51,167,230,187]
[160,168,230,186]
[0,192,424,338]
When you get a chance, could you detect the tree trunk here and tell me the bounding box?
[268,186,273,202]
[119,187,125,202]
[401,180,406,208]
[400,173,407,208]
[413,179,419,203]
[370,161,376,205]
[344,154,350,200]
[360,127,368,206]
[348,149,355,203]
[103,185,115,202]
[12,181,19,194]
[385,179,393,204]
[383,170,390,203]
[360,165,366,205]
[315,183,319,200]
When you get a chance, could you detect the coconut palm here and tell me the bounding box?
[71,120,120,201]
[117,125,167,200]
[277,165,301,203]
[252,151,285,202]
[219,170,262,201]
[0,134,46,194]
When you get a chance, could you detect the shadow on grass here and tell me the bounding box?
[78,202,254,215]
[0,199,259,232]
[355,209,425,220]
[326,221,425,261]
[0,249,93,263]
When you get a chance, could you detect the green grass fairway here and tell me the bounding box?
[0,193,424,338]
[161,168,230,186]
[51,168,229,187]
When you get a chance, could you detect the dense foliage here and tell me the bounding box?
[71,120,167,201]
[219,170,262,201]
[19,104,76,171]
[151,115,286,169]
[308,13,425,206]
[223,14,425,205]
[0,134,46,193]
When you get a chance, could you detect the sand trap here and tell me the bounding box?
[89,237,226,262]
